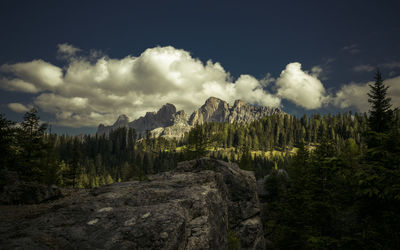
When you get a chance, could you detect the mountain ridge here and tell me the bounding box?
[97,97,284,138]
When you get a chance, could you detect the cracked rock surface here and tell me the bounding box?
[0,158,265,249]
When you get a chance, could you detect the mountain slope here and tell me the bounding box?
[97,97,284,138]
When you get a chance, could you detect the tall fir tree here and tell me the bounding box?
[17,108,48,181]
[0,114,16,187]
[367,70,393,133]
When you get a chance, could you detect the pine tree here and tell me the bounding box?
[17,108,47,181]
[184,125,208,159]
[0,114,15,187]
[0,114,15,171]
[367,70,393,132]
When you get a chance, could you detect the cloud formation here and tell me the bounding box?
[333,75,400,112]
[380,62,400,69]
[5,44,390,127]
[8,103,31,113]
[353,64,375,72]
[276,62,328,109]
[342,44,360,54]
[0,45,287,127]
[0,60,63,93]
[58,43,81,57]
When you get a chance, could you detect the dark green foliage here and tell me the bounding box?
[183,125,209,159]
[353,71,400,248]
[238,146,252,170]
[0,114,15,168]
[261,72,400,249]
[227,229,241,250]
[41,133,61,185]
[0,114,16,187]
[355,130,400,248]
[182,112,368,153]
[16,108,48,182]
[368,70,393,133]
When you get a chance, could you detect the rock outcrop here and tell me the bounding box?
[159,110,192,139]
[0,158,265,250]
[130,103,176,135]
[97,97,284,138]
[98,103,177,136]
[189,97,283,126]
[0,171,62,205]
[188,97,231,125]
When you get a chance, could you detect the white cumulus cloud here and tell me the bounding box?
[8,103,31,113]
[0,60,63,93]
[6,45,386,127]
[333,75,400,112]
[7,44,398,128]
[276,62,328,109]
[332,82,369,112]
[58,43,81,57]
[0,45,284,127]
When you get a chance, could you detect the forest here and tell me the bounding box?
[1,71,399,249]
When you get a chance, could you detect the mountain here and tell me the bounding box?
[97,97,284,138]
[189,97,283,125]
[98,103,177,136]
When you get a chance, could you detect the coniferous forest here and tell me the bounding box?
[1,71,400,249]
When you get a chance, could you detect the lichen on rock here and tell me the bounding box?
[0,158,265,249]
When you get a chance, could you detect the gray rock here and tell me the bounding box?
[189,97,283,126]
[176,158,265,250]
[97,103,177,136]
[0,158,265,250]
[97,97,285,139]
[189,97,231,125]
[0,172,62,205]
[160,110,191,139]
[131,103,176,136]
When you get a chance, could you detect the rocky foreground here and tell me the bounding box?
[0,158,265,249]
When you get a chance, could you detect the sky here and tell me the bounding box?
[0,0,399,134]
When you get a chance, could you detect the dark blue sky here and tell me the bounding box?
[1,0,399,134]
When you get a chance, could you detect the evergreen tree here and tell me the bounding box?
[367,70,393,132]
[0,114,15,168]
[184,125,208,159]
[239,146,252,170]
[16,108,47,181]
[0,114,15,187]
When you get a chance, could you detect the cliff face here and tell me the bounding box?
[98,103,177,136]
[97,97,284,138]
[188,97,231,125]
[160,110,191,138]
[0,158,265,250]
[130,103,176,135]
[189,97,283,126]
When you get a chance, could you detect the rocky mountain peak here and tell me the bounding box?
[97,97,285,138]
[233,99,249,108]
[189,97,230,125]
[112,114,129,128]
[204,96,223,106]
[173,110,188,123]
[157,103,176,116]
[116,114,129,123]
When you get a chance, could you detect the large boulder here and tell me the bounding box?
[0,171,62,205]
[176,158,265,249]
[0,158,265,249]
